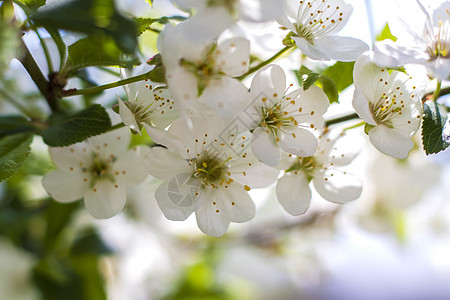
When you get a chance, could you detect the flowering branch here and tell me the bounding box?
[236,45,294,80]
[61,70,155,97]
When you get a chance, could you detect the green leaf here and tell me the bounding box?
[70,256,107,300]
[323,61,355,92]
[295,65,322,90]
[317,75,339,104]
[67,34,140,71]
[71,228,113,256]
[31,0,138,54]
[135,16,186,36]
[42,104,112,147]
[376,23,397,42]
[146,0,153,6]
[294,66,339,104]
[44,201,80,251]
[14,0,46,10]
[135,17,157,35]
[0,133,33,182]
[0,115,35,137]
[422,101,450,154]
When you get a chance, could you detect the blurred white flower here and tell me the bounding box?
[117,69,178,135]
[0,238,39,300]
[243,64,328,166]
[277,0,368,61]
[43,128,148,219]
[144,118,279,236]
[158,20,251,118]
[352,52,423,159]
[276,130,362,215]
[373,1,450,80]
[172,0,282,23]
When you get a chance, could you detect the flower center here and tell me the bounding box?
[260,103,294,134]
[428,21,450,59]
[193,154,230,186]
[86,154,116,185]
[180,44,222,95]
[286,156,317,181]
[370,72,415,127]
[207,0,238,14]
[294,1,346,43]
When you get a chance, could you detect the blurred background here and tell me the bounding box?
[1,0,450,299]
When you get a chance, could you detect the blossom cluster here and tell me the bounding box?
[42,0,446,236]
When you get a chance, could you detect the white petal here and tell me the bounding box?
[178,7,233,59]
[279,127,318,157]
[155,182,195,221]
[353,52,389,102]
[276,172,311,215]
[48,143,91,171]
[199,77,250,119]
[215,183,255,223]
[251,127,280,167]
[368,125,414,159]
[313,169,362,204]
[373,40,428,67]
[291,85,329,126]
[144,147,191,181]
[166,174,202,208]
[314,36,369,62]
[239,0,283,22]
[230,155,279,188]
[88,128,131,159]
[431,58,450,81]
[292,36,329,61]
[352,88,377,125]
[42,170,90,203]
[250,64,286,103]
[195,191,230,237]
[113,146,148,186]
[84,180,127,219]
[167,67,198,113]
[216,38,250,77]
[117,96,140,134]
[275,13,297,32]
[143,124,185,155]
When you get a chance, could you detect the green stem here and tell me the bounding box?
[236,45,294,81]
[17,39,60,112]
[108,123,125,132]
[433,80,442,101]
[62,71,154,97]
[97,66,121,78]
[325,113,360,127]
[343,120,365,131]
[35,29,54,73]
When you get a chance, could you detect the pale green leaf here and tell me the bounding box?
[422,100,450,155]
[67,34,140,71]
[0,133,33,182]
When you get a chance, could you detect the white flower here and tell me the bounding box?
[172,0,282,23]
[277,0,368,61]
[373,1,450,80]
[42,129,148,219]
[117,69,178,134]
[243,64,329,166]
[158,21,251,118]
[352,52,424,159]
[0,238,39,300]
[143,118,279,237]
[276,130,362,215]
